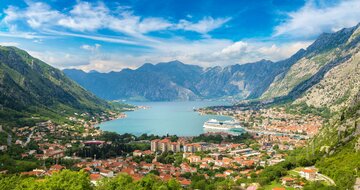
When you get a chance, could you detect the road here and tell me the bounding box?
[317,172,336,186]
[0,125,12,146]
[23,130,34,147]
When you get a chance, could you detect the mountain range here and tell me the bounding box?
[64,56,303,101]
[64,24,360,105]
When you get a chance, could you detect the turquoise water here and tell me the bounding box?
[98,101,235,136]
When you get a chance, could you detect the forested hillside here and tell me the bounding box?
[0,46,114,126]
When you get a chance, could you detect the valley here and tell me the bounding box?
[0,1,359,189]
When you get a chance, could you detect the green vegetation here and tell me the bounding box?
[0,155,39,174]
[283,102,332,119]
[0,46,134,128]
[316,139,359,189]
[97,173,181,190]
[192,132,254,144]
[0,171,182,190]
[0,170,92,190]
[157,152,183,166]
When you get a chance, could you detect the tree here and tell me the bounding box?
[45,170,92,190]
[166,179,181,190]
[96,173,134,190]
[135,174,163,190]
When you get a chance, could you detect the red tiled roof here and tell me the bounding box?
[180,179,191,186]
[50,164,64,171]
[282,177,295,181]
[302,169,316,173]
[90,173,102,181]
[272,188,285,190]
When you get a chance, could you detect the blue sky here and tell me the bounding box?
[0,0,359,72]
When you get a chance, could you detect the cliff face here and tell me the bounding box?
[261,24,360,111]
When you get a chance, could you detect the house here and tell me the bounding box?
[180,163,197,173]
[160,174,172,181]
[242,160,255,167]
[299,169,317,180]
[142,163,154,170]
[43,150,65,159]
[100,169,114,177]
[187,155,201,163]
[20,169,45,177]
[199,164,208,169]
[90,173,102,185]
[133,150,142,157]
[281,177,295,186]
[179,179,191,187]
[50,164,65,171]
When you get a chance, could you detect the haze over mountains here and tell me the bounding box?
[64,24,360,105]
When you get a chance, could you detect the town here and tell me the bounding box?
[0,103,334,190]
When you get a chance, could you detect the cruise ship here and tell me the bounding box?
[203,119,241,130]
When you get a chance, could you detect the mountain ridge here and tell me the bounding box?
[0,46,114,126]
[64,58,297,101]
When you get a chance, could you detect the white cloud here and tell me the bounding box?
[138,18,173,33]
[43,29,140,45]
[274,0,360,38]
[58,1,108,32]
[3,2,62,29]
[81,44,101,52]
[177,17,231,34]
[211,40,312,64]
[1,0,340,72]
[219,41,248,56]
[2,1,229,39]
[0,42,20,46]
[0,31,45,39]
[69,39,311,72]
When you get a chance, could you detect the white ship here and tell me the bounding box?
[203,119,241,130]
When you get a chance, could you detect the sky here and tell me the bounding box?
[0,0,359,72]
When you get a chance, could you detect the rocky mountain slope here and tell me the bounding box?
[305,89,360,188]
[261,24,360,111]
[257,24,360,188]
[0,46,112,126]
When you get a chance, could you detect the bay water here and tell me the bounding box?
[98,101,236,136]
